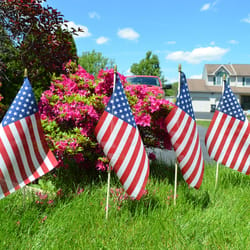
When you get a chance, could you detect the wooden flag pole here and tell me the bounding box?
[24,68,28,78]
[173,64,182,206]
[22,68,28,208]
[105,65,117,219]
[215,74,226,189]
[105,163,111,219]
[174,162,178,206]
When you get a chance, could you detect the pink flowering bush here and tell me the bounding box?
[39,61,173,171]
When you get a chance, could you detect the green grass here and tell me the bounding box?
[0,162,249,249]
[196,120,211,128]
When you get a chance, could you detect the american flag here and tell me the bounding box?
[165,71,204,189]
[0,78,58,199]
[95,73,149,200]
[205,79,250,174]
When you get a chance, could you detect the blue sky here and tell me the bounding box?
[46,0,250,83]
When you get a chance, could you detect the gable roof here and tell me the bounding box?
[187,78,250,94]
[205,64,250,76]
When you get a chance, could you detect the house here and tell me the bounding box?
[187,64,250,113]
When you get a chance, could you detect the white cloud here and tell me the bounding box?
[200,3,211,11]
[63,21,91,38]
[200,1,217,11]
[117,28,139,40]
[210,41,215,45]
[88,11,100,19]
[241,14,250,23]
[190,74,202,79]
[96,36,109,45]
[167,41,176,45]
[228,40,239,44]
[166,46,229,64]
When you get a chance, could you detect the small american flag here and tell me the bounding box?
[95,73,149,200]
[0,78,58,199]
[165,71,204,189]
[205,79,250,174]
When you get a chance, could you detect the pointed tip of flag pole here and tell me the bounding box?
[114,65,117,73]
[24,68,28,78]
[178,64,182,72]
[223,74,226,80]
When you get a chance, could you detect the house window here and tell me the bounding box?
[214,69,229,85]
[245,77,250,86]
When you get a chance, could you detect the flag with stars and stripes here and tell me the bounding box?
[0,77,58,199]
[205,79,250,175]
[165,71,204,189]
[95,73,149,200]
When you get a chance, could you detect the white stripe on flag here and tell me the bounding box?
[217,118,239,163]
[9,122,34,182]
[210,115,232,160]
[175,116,194,155]
[30,115,55,172]
[0,125,24,188]
[96,113,113,143]
[130,148,148,198]
[110,125,132,167]
[20,117,44,177]
[179,122,198,170]
[102,116,123,156]
[0,153,15,194]
[116,129,140,179]
[226,119,248,168]
[123,135,144,190]
[206,112,223,150]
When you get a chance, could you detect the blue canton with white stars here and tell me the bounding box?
[106,74,136,128]
[2,78,38,127]
[176,72,195,120]
[217,80,245,121]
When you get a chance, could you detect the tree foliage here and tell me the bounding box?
[0,0,80,102]
[130,51,162,78]
[78,50,115,76]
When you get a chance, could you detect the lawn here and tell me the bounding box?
[0,161,249,249]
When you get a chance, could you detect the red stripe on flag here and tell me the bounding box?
[208,113,227,156]
[177,120,196,173]
[0,166,10,196]
[107,121,128,160]
[15,121,39,179]
[166,108,186,138]
[195,161,204,189]
[0,137,20,190]
[35,113,58,168]
[180,126,199,177]
[174,115,193,153]
[99,116,119,149]
[229,123,249,171]
[4,125,29,184]
[136,162,149,200]
[214,118,235,161]
[94,111,109,137]
[125,140,146,195]
[119,133,141,185]
[205,110,219,147]
[113,128,136,173]
[26,116,49,174]
[221,119,238,165]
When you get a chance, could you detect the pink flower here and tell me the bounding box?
[148,152,156,160]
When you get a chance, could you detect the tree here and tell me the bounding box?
[130,51,163,78]
[0,0,80,102]
[78,50,115,76]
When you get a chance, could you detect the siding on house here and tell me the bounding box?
[187,64,250,112]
